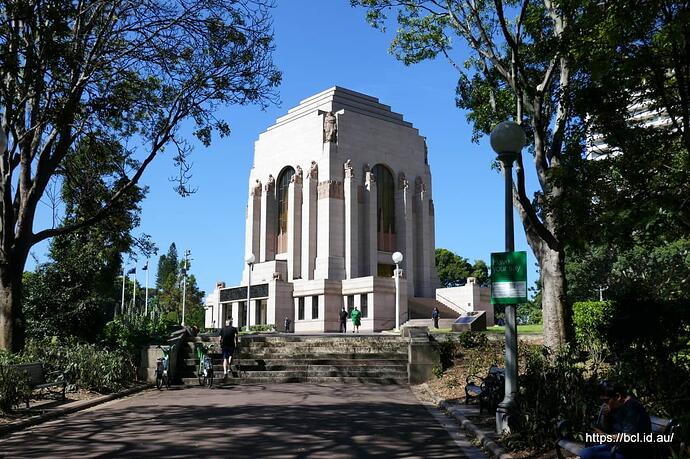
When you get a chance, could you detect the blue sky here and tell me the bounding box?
[29,1,539,297]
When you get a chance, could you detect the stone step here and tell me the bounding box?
[182,358,408,367]
[180,363,408,374]
[181,375,408,386]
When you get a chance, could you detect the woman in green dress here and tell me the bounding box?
[351,306,361,333]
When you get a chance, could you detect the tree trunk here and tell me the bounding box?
[0,263,26,352]
[539,245,570,350]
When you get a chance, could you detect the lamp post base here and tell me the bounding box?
[495,399,516,434]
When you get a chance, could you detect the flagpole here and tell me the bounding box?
[144,260,149,317]
[120,266,126,318]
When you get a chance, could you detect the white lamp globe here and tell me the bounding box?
[392,252,403,264]
[245,253,255,264]
[490,121,526,155]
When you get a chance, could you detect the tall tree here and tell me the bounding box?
[155,243,179,291]
[0,0,281,350]
[354,0,592,349]
[153,245,204,327]
[23,136,148,340]
[435,248,488,287]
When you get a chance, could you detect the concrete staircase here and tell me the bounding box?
[178,334,410,386]
[407,296,461,320]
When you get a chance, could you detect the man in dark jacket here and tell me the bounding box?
[339,307,348,333]
[220,319,239,377]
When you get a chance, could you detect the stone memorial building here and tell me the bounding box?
[206,87,444,332]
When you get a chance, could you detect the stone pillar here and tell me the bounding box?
[301,162,318,280]
[260,175,276,262]
[344,160,359,279]
[246,180,262,262]
[416,177,432,297]
[314,143,346,280]
[401,179,415,298]
[365,171,377,277]
[287,170,303,281]
[428,198,440,290]
[314,178,346,279]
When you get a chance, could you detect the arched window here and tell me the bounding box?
[372,164,396,252]
[276,167,294,253]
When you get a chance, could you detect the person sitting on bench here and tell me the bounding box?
[580,381,652,459]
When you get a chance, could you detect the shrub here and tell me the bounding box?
[456,331,488,349]
[22,338,135,393]
[436,336,459,370]
[572,300,615,352]
[101,315,171,361]
[247,324,276,333]
[0,364,32,413]
[506,346,599,451]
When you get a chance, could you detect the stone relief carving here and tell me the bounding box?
[251,179,262,196]
[323,111,337,143]
[317,179,344,200]
[398,172,408,190]
[344,159,354,179]
[264,174,275,192]
[290,166,303,184]
[272,272,282,281]
[309,161,318,179]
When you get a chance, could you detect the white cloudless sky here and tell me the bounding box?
[29,1,540,298]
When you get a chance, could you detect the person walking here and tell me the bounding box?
[351,306,361,333]
[339,307,348,333]
[284,316,292,333]
[220,318,239,377]
[432,307,440,329]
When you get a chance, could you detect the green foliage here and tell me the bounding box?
[0,363,32,413]
[455,331,488,349]
[508,347,599,450]
[436,337,460,371]
[152,244,205,328]
[516,302,542,325]
[248,324,276,333]
[22,339,135,394]
[435,248,489,287]
[22,135,149,343]
[101,315,171,361]
[572,301,615,352]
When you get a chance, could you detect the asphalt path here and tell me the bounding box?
[0,384,487,458]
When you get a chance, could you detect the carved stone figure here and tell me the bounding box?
[309,161,318,179]
[251,179,262,196]
[323,111,337,143]
[291,165,303,184]
[398,172,407,190]
[265,174,275,192]
[344,159,354,179]
[415,176,426,194]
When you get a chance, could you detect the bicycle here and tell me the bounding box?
[155,344,173,390]
[195,343,214,388]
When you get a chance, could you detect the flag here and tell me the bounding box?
[127,267,136,275]
[142,261,148,271]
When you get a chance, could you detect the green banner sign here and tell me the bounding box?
[491,251,528,304]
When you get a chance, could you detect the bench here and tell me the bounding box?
[465,364,505,414]
[11,362,66,408]
[556,415,678,459]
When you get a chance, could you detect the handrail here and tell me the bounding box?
[435,292,470,315]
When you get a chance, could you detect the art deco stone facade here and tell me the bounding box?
[206,87,441,332]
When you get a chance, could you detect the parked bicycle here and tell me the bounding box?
[156,344,173,390]
[195,343,214,388]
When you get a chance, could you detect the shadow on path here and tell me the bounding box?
[0,384,482,458]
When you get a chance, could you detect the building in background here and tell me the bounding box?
[205,87,446,331]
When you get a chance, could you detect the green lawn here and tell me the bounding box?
[485,324,543,334]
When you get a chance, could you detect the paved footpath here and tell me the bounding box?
[0,384,487,459]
